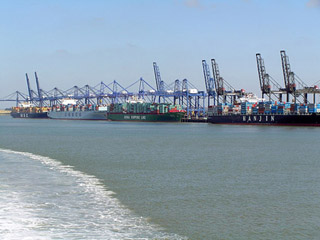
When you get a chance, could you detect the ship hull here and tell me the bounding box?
[10,112,48,119]
[209,114,320,126]
[48,110,108,120]
[107,112,185,122]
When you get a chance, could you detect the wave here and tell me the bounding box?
[0,148,186,240]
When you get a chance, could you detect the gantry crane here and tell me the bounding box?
[256,53,286,101]
[202,60,215,106]
[211,58,244,105]
[280,50,319,104]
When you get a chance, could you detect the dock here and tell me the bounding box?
[182,118,208,123]
[0,110,10,115]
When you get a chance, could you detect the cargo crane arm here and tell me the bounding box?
[281,50,310,103]
[256,53,271,96]
[281,50,296,101]
[153,62,162,91]
[211,59,225,96]
[211,58,244,104]
[211,59,237,93]
[25,73,33,102]
[202,60,214,95]
[202,60,215,106]
[256,53,285,101]
[34,72,43,107]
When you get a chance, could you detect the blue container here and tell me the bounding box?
[265,101,274,105]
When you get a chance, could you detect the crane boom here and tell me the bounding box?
[280,50,296,101]
[202,60,211,93]
[25,73,32,102]
[153,62,162,91]
[256,53,271,98]
[35,72,42,107]
[211,59,225,98]
[202,60,215,106]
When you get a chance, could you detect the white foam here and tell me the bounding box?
[0,148,186,240]
[0,186,50,240]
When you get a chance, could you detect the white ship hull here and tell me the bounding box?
[48,110,108,120]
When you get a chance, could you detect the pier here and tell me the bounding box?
[1,51,320,120]
[0,110,10,115]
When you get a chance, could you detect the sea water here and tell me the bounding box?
[0,115,320,239]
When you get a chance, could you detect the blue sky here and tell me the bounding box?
[1,0,320,106]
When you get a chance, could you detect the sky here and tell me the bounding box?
[1,0,320,107]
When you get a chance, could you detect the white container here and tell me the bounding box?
[188,89,198,94]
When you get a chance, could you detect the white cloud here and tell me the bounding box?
[183,0,203,9]
[127,42,138,48]
[54,49,71,57]
[307,0,320,8]
[89,17,105,27]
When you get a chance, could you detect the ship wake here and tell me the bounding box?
[0,148,185,240]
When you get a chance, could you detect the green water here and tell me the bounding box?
[1,116,320,239]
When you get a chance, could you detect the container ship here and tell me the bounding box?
[10,103,49,119]
[47,99,108,120]
[208,100,320,126]
[107,101,185,122]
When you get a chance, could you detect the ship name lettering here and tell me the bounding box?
[242,115,275,123]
